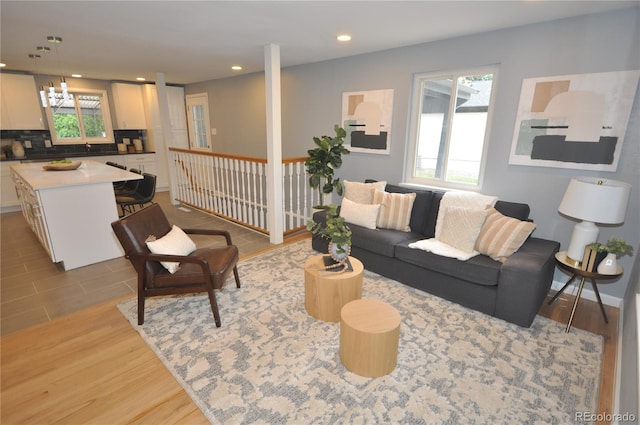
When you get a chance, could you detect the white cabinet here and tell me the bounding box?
[0,74,45,130]
[124,153,158,176]
[167,86,188,134]
[83,154,126,167]
[111,83,147,129]
[12,171,53,257]
[1,161,21,211]
[141,84,187,191]
[167,86,189,149]
[142,85,188,148]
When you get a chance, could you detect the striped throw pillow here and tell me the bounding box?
[475,207,536,262]
[373,190,416,232]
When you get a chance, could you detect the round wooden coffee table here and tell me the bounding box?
[339,299,401,377]
[304,255,364,322]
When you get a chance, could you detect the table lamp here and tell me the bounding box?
[558,177,631,266]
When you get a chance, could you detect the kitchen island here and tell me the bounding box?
[10,160,143,270]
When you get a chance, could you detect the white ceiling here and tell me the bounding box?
[1,1,637,85]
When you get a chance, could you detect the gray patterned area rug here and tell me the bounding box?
[117,240,603,425]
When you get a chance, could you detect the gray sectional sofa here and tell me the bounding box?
[311,181,560,327]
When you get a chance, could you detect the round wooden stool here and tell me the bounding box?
[304,255,364,322]
[339,299,401,377]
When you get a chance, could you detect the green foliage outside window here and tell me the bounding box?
[53,114,81,138]
[81,112,105,138]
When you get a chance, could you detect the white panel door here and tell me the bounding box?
[186,93,212,151]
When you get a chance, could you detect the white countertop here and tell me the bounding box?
[10,160,142,190]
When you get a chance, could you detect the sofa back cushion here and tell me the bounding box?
[372,189,416,232]
[424,192,530,238]
[494,201,530,221]
[344,180,387,204]
[368,181,434,234]
[364,179,531,238]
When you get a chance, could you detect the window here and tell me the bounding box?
[45,88,114,145]
[405,67,497,189]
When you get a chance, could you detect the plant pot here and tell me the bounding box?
[593,251,608,270]
[596,253,618,275]
[329,241,351,262]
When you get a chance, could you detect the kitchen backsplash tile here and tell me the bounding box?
[1,129,146,158]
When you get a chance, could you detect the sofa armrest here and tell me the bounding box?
[494,237,560,327]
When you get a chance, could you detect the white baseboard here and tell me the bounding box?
[551,279,623,308]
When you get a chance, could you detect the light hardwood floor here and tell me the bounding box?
[1,197,618,424]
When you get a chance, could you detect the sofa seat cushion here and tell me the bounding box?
[350,223,422,258]
[395,240,502,286]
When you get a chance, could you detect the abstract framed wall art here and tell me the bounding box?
[508,70,639,171]
[341,89,394,155]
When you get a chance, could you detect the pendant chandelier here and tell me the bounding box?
[35,35,69,108]
[28,53,48,108]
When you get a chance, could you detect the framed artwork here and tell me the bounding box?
[342,89,394,154]
[508,70,639,171]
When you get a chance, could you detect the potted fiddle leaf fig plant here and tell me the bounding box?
[305,124,350,208]
[306,203,352,261]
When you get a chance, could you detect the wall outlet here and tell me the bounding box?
[44,139,52,148]
[211,128,217,136]
[24,140,32,148]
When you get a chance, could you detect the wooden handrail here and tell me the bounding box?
[282,156,309,164]
[168,147,308,165]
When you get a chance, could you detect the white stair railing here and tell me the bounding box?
[169,148,320,235]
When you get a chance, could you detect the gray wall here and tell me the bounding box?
[186,74,267,157]
[186,7,640,299]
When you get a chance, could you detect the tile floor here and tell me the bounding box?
[0,191,275,336]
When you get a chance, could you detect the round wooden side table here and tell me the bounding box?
[339,299,401,378]
[549,251,623,332]
[304,255,364,322]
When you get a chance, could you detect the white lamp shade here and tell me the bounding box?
[559,177,631,224]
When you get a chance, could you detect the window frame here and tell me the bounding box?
[44,87,114,145]
[404,65,499,191]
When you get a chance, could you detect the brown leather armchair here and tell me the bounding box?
[111,203,240,327]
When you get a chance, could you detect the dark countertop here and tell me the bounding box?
[1,151,156,162]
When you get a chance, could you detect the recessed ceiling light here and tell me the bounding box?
[231,65,242,71]
[136,77,146,81]
[71,74,82,78]
[337,34,351,42]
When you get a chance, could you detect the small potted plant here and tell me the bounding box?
[596,237,634,257]
[305,125,350,208]
[593,237,633,274]
[306,203,352,262]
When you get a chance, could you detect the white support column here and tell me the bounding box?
[265,43,283,244]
